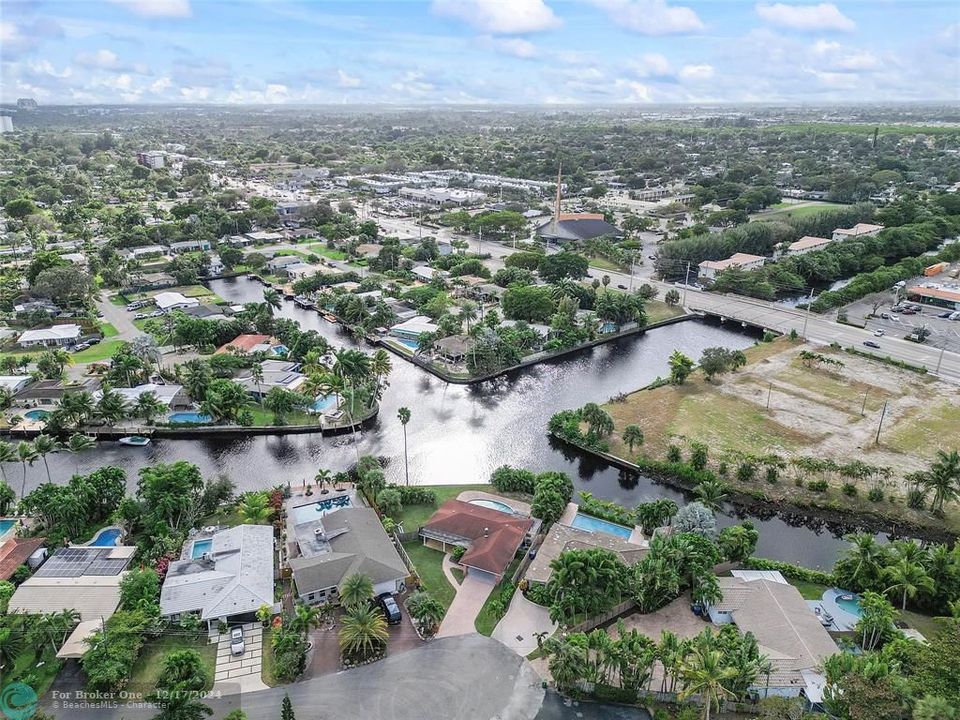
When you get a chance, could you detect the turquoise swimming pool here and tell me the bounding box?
[835,593,864,617]
[394,338,419,351]
[0,519,17,537]
[312,394,339,412]
[191,538,213,558]
[169,411,212,424]
[570,512,633,539]
[470,499,515,514]
[89,527,122,546]
[24,409,49,421]
[292,495,353,524]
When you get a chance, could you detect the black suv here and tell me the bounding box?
[378,593,402,624]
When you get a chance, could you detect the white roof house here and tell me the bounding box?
[160,525,276,625]
[0,375,33,394]
[786,236,833,256]
[154,291,200,312]
[104,383,189,408]
[411,266,448,283]
[17,324,82,347]
[832,223,884,242]
[698,253,766,280]
[390,316,439,338]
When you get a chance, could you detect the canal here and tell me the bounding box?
[22,277,873,568]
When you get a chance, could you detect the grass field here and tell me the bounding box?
[304,244,348,260]
[587,256,623,272]
[645,300,686,325]
[789,579,829,601]
[129,634,216,693]
[100,322,119,338]
[393,484,493,531]
[885,401,960,457]
[72,338,126,362]
[750,201,844,222]
[260,627,278,687]
[402,541,457,611]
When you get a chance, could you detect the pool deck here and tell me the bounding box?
[806,588,861,632]
[456,490,531,516]
[557,502,644,546]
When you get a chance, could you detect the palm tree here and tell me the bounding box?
[263,288,282,313]
[0,626,24,673]
[96,385,128,425]
[338,604,388,661]
[289,602,322,638]
[406,591,445,634]
[622,424,644,453]
[31,433,57,484]
[678,646,737,720]
[134,391,166,424]
[314,468,332,493]
[251,362,264,407]
[0,441,15,486]
[694,479,728,510]
[237,492,273,525]
[883,558,934,611]
[397,406,411,486]
[60,390,95,427]
[338,573,373,609]
[925,450,960,514]
[63,433,96,470]
[459,300,478,333]
[370,349,391,389]
[16,440,37,498]
[837,533,889,591]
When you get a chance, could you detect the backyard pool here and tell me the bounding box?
[469,499,516,515]
[292,495,353,524]
[0,519,17,538]
[191,538,213,558]
[835,593,864,617]
[169,411,212,424]
[394,338,420,351]
[570,512,633,539]
[89,527,122,546]
[24,409,49,421]
[312,394,339,413]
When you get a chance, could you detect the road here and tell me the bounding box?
[95,291,140,341]
[45,635,546,720]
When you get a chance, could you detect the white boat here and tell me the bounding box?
[118,436,151,447]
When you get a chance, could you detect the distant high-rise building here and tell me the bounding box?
[137,151,165,169]
[0,116,13,134]
[16,98,38,110]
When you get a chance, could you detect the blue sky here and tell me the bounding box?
[2,0,958,104]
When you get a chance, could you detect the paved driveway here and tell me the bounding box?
[436,571,496,638]
[213,623,268,694]
[95,291,139,340]
[492,591,557,656]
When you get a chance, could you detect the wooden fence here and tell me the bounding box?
[565,598,636,634]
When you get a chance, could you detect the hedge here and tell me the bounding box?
[578,491,635,527]
[742,557,835,586]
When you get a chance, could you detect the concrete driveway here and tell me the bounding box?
[213,623,268,694]
[95,291,140,340]
[436,571,496,638]
[492,591,557,656]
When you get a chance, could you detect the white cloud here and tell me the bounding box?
[810,40,881,71]
[337,69,361,88]
[805,68,859,88]
[431,0,561,34]
[75,49,120,69]
[390,71,436,97]
[106,0,192,18]
[150,77,172,93]
[479,36,539,58]
[0,21,19,44]
[612,78,653,102]
[678,63,714,80]
[179,85,211,101]
[589,0,704,36]
[26,61,73,80]
[629,53,672,77]
[756,3,855,32]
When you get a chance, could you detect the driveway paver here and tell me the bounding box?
[492,590,557,656]
[436,571,495,637]
[212,622,268,695]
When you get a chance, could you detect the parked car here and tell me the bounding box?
[938,312,953,318]
[880,312,892,320]
[863,340,882,349]
[378,593,402,625]
[72,342,90,352]
[87,337,101,345]
[230,627,245,656]
[874,329,885,336]
[616,284,627,290]
[950,312,960,321]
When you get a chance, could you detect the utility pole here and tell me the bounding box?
[875,400,888,445]
[629,252,635,291]
[766,382,772,411]
[682,261,691,305]
[935,345,945,375]
[860,389,869,416]
[802,288,814,339]
[478,226,483,255]
[418,211,422,241]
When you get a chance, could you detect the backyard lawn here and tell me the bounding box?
[402,541,456,611]
[129,634,216,693]
[645,300,686,325]
[393,484,493,531]
[72,338,126,362]
[304,244,348,260]
[789,579,829,601]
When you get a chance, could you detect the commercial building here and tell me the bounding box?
[137,151,165,169]
[906,285,960,310]
[786,236,833,256]
[537,213,621,243]
[398,187,485,206]
[698,253,766,280]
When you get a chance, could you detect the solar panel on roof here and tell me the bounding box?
[33,546,129,577]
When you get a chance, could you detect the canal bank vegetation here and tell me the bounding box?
[550,337,960,535]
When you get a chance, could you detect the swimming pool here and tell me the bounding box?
[169,411,212,424]
[292,495,353,524]
[835,593,864,617]
[191,538,213,559]
[469,499,515,514]
[89,527,122,546]
[24,409,49,421]
[394,337,420,351]
[570,512,633,539]
[312,394,339,412]
[0,519,17,538]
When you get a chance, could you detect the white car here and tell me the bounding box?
[874,329,885,336]
[230,627,244,656]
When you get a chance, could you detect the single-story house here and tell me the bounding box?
[389,316,439,342]
[138,272,176,289]
[285,262,321,280]
[154,291,200,313]
[206,254,225,276]
[160,525,277,630]
[179,304,229,322]
[8,544,135,658]
[434,335,476,363]
[244,230,285,244]
[785,236,833,256]
[0,536,46,581]
[411,266,448,283]
[236,366,306,399]
[0,375,33,394]
[469,284,506,303]
[169,239,212,254]
[525,522,647,585]
[289,506,408,605]
[708,572,839,703]
[123,245,167,260]
[104,383,192,410]
[14,300,61,316]
[698,253,766,280]
[14,378,101,408]
[17,324,82,348]
[266,255,301,272]
[420,500,533,581]
[215,334,289,356]
[832,223,883,242]
[382,298,418,322]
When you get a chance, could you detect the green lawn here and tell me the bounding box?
[126,285,218,302]
[450,568,464,585]
[108,294,128,306]
[645,300,686,325]
[100,322,119,338]
[901,610,945,640]
[3,649,63,698]
[261,627,279,687]
[750,202,843,222]
[393,484,493,531]
[304,245,348,261]
[128,634,216,693]
[246,405,318,427]
[73,338,126,362]
[474,557,521,636]
[789,579,829,601]
[587,256,622,272]
[402,541,456,611]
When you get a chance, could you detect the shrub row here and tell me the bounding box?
[742,557,835,586]
[388,485,437,506]
[578,491,635,527]
[843,347,928,374]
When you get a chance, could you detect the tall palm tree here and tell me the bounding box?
[60,390,95,427]
[263,288,282,313]
[237,492,273,525]
[251,362,264,407]
[338,604,388,661]
[63,434,96,471]
[0,441,15,486]
[883,558,934,611]
[925,450,960,514]
[459,300,478,333]
[96,385,128,425]
[622,424,644,453]
[31,433,57,484]
[370,349,392,389]
[678,646,737,720]
[338,573,373,609]
[314,468,332,492]
[397,406,411,486]
[134,391,166,424]
[289,603,322,638]
[16,440,37,499]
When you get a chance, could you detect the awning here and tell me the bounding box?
[57,619,104,658]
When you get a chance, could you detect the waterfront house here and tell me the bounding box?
[236,361,307,399]
[266,255,301,273]
[154,291,200,313]
[434,335,476,363]
[105,383,192,410]
[17,324,82,348]
[288,506,408,605]
[524,522,647,586]
[14,378,101,408]
[708,571,838,704]
[389,316,439,343]
[160,525,277,630]
[179,304,230,322]
[420,500,534,582]
[215,334,289,356]
[698,253,766,280]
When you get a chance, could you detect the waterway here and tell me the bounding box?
[19,277,882,569]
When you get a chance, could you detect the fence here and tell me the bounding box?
[565,599,636,634]
[510,531,546,585]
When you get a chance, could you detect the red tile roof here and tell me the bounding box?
[0,537,45,580]
[422,500,532,576]
[215,334,277,354]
